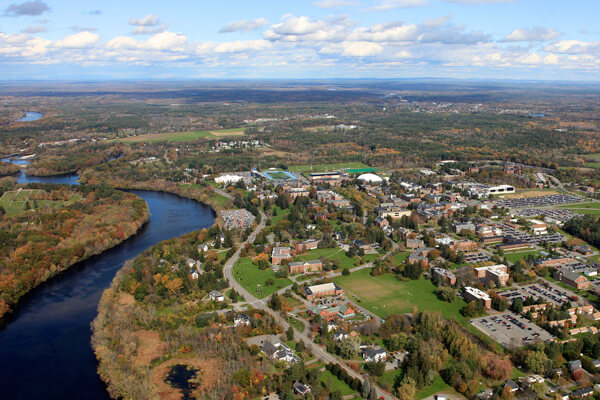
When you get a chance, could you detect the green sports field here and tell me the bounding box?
[334,269,467,321]
[295,247,379,269]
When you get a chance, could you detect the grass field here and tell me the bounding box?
[393,251,410,264]
[416,374,456,399]
[504,250,541,264]
[296,247,379,269]
[0,189,81,216]
[319,369,358,396]
[559,201,600,209]
[270,205,290,225]
[334,269,468,321]
[288,162,371,173]
[116,127,244,143]
[233,257,292,299]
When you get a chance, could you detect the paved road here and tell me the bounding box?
[223,210,397,400]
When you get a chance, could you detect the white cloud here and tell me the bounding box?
[371,0,430,11]
[502,27,561,42]
[314,0,359,8]
[445,0,516,3]
[145,31,187,51]
[22,25,47,34]
[130,14,160,27]
[342,41,383,56]
[54,31,99,49]
[219,18,269,33]
[544,40,600,54]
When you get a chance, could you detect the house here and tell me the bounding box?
[476,389,493,400]
[271,246,292,265]
[262,341,300,364]
[234,313,251,327]
[305,282,343,300]
[288,260,323,274]
[209,290,224,302]
[555,269,590,290]
[293,382,311,396]
[571,387,593,398]
[569,360,582,373]
[592,359,600,369]
[504,379,519,393]
[375,216,390,229]
[309,304,355,321]
[362,347,387,363]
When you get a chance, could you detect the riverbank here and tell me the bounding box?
[0,184,150,321]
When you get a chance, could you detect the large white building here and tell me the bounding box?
[357,173,383,184]
[215,174,243,185]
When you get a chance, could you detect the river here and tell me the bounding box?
[0,171,215,399]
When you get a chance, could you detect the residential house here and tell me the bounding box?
[569,360,583,373]
[362,347,387,363]
[209,290,224,302]
[262,341,300,364]
[293,382,311,396]
[234,313,251,327]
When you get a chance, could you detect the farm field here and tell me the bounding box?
[334,269,467,321]
[295,247,379,269]
[288,162,371,173]
[233,257,292,299]
[0,188,82,216]
[116,127,244,143]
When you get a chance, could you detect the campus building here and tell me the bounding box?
[304,282,343,300]
[463,286,492,309]
[475,264,510,287]
[271,246,292,265]
[288,260,323,274]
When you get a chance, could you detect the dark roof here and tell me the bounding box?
[505,379,519,390]
[571,387,593,397]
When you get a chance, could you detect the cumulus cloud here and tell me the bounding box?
[129,14,169,35]
[219,18,269,33]
[502,27,561,42]
[4,1,50,17]
[22,25,47,34]
[53,31,99,49]
[371,0,430,11]
[314,0,359,8]
[445,0,516,3]
[264,15,355,42]
[544,40,600,54]
[213,40,271,53]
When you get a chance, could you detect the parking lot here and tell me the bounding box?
[496,194,583,209]
[500,281,583,307]
[513,208,582,223]
[500,223,565,244]
[470,311,554,348]
[464,252,492,264]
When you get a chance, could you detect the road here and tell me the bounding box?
[223,210,397,400]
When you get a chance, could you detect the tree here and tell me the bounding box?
[365,361,386,377]
[484,355,512,380]
[342,268,351,276]
[525,351,550,375]
[436,286,457,302]
[287,326,295,341]
[361,379,372,399]
[270,293,282,311]
[337,336,360,359]
[511,298,523,314]
[396,377,416,400]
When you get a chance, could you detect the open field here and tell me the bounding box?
[319,369,357,396]
[415,374,457,399]
[502,189,561,199]
[393,251,410,264]
[295,247,379,269]
[559,201,600,209]
[334,269,467,321]
[504,250,541,263]
[0,189,82,216]
[233,257,292,299]
[288,162,371,173]
[116,128,245,143]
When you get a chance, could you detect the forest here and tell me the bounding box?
[0,183,148,319]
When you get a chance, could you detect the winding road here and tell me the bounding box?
[223,208,398,400]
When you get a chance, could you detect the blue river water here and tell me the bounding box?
[17,112,43,122]
[0,170,215,399]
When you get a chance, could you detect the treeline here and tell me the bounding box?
[564,215,600,248]
[0,184,148,319]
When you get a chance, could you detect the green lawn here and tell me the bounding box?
[116,128,244,143]
[585,162,600,169]
[319,369,358,396]
[296,247,379,269]
[334,269,468,322]
[559,201,600,209]
[564,208,600,215]
[393,251,410,264]
[0,189,82,216]
[270,206,290,226]
[504,250,541,264]
[233,257,292,299]
[416,374,456,399]
[288,162,371,173]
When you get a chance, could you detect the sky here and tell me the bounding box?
[0,0,599,81]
